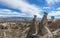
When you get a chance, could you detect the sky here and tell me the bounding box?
[0,0,60,19]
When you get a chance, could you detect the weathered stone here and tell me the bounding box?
[26,15,39,38]
[39,12,48,36]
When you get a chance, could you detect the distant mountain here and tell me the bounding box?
[0,17,41,22]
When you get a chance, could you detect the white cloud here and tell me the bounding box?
[46,0,54,5]
[54,0,60,2]
[48,11,60,16]
[46,0,60,5]
[48,11,60,19]
[0,0,42,18]
[56,7,60,10]
[43,7,51,9]
[0,9,26,17]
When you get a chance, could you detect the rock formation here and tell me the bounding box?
[39,12,48,36]
[26,15,39,38]
[51,16,55,23]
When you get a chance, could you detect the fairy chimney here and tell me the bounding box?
[51,16,55,23]
[41,12,48,25]
[26,15,38,38]
[32,15,39,35]
[39,12,48,36]
[33,15,38,32]
[33,15,37,23]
